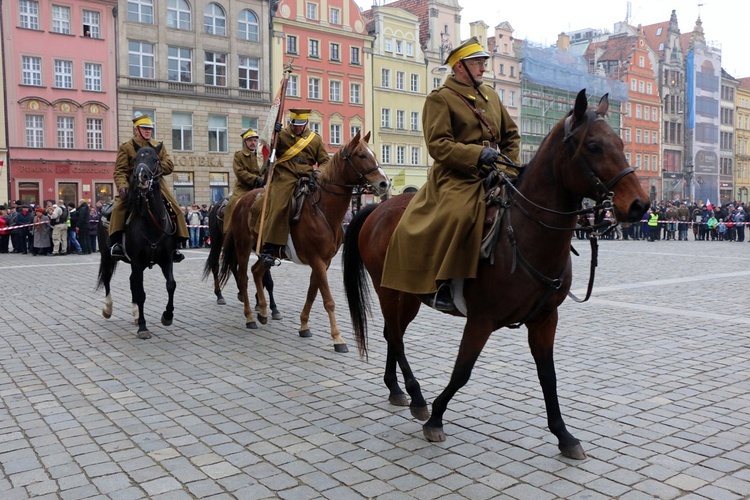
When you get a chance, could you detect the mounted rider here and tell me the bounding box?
[380,36,521,312]
[109,114,189,261]
[257,108,330,266]
[224,128,264,233]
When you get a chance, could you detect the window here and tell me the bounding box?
[396,71,405,90]
[349,83,361,104]
[239,56,259,90]
[287,75,299,96]
[20,0,40,30]
[309,121,321,135]
[54,60,73,89]
[128,0,153,24]
[129,41,155,78]
[381,108,391,128]
[330,7,340,24]
[22,56,42,86]
[405,42,414,57]
[308,77,320,99]
[330,81,341,102]
[242,116,259,131]
[381,145,391,163]
[167,0,191,30]
[204,3,226,36]
[57,116,74,148]
[309,39,320,58]
[396,146,405,164]
[384,39,392,52]
[208,115,228,152]
[330,124,341,145]
[238,10,259,41]
[395,40,403,55]
[630,78,637,91]
[643,155,649,170]
[204,51,227,86]
[638,81,644,93]
[381,68,391,88]
[350,125,361,138]
[652,107,658,121]
[433,77,441,89]
[647,82,653,95]
[330,43,340,62]
[635,104,642,119]
[167,47,192,82]
[52,5,71,34]
[172,112,193,151]
[410,74,419,93]
[639,56,645,67]
[306,2,318,20]
[644,130,650,144]
[287,35,298,54]
[396,110,405,130]
[84,63,102,91]
[635,129,642,143]
[82,10,100,38]
[411,147,420,165]
[508,91,515,107]
[86,118,103,150]
[350,46,360,65]
[410,111,419,131]
[26,115,44,147]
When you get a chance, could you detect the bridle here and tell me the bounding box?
[132,157,175,241]
[316,143,383,196]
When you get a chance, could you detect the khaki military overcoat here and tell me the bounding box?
[224,148,262,233]
[258,127,329,245]
[109,136,189,240]
[381,75,520,294]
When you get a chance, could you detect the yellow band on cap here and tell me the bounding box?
[242,129,258,140]
[290,111,310,121]
[134,117,153,128]
[446,42,486,68]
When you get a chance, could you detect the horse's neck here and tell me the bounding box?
[316,158,352,223]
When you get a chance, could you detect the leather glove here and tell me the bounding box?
[274,122,283,133]
[254,177,266,189]
[478,147,499,167]
[119,187,129,199]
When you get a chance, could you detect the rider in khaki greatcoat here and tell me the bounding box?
[381,37,521,311]
[109,114,189,261]
[224,128,264,233]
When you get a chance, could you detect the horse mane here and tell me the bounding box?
[316,143,348,185]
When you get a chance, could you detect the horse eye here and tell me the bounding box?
[587,142,602,154]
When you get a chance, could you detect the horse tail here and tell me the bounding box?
[342,203,378,359]
[202,208,223,281]
[218,228,237,288]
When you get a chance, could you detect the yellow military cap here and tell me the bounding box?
[132,114,154,129]
[241,128,259,140]
[289,109,311,125]
[444,36,491,67]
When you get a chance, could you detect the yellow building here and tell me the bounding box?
[736,78,750,203]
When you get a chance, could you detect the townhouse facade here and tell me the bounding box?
[719,70,738,204]
[737,78,750,204]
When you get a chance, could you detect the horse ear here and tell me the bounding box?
[597,93,610,116]
[363,131,371,143]
[352,130,361,143]
[573,89,588,121]
[156,143,163,155]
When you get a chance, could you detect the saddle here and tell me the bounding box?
[480,167,518,263]
[99,200,115,229]
[289,171,319,224]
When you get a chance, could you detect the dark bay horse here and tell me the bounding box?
[96,144,178,340]
[343,90,650,458]
[219,131,390,352]
[202,199,281,318]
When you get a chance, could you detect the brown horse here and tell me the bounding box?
[219,131,390,352]
[342,90,650,458]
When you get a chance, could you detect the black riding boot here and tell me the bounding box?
[431,281,455,312]
[173,239,186,263]
[259,243,281,267]
[110,231,125,261]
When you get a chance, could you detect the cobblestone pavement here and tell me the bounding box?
[1,239,749,499]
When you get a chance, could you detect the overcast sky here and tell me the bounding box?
[356,0,749,78]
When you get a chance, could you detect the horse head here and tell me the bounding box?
[549,89,650,222]
[333,131,390,196]
[128,144,163,213]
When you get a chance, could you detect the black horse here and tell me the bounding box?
[96,144,178,339]
[202,198,281,319]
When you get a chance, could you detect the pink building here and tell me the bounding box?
[2,0,118,206]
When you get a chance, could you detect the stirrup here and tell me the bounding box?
[430,282,455,312]
[110,243,125,261]
[172,250,185,263]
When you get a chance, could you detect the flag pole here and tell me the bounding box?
[256,62,293,256]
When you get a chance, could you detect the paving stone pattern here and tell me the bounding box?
[0,239,749,499]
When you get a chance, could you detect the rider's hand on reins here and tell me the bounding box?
[119,187,129,199]
[479,147,499,167]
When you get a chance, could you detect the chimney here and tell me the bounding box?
[557,32,570,50]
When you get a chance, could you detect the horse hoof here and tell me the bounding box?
[258,315,267,325]
[299,329,312,338]
[334,344,348,353]
[102,310,111,319]
[246,322,258,329]
[411,405,430,421]
[559,442,587,460]
[217,297,226,305]
[137,330,152,340]
[272,311,282,320]
[423,424,445,442]
[161,314,173,326]
[388,394,409,407]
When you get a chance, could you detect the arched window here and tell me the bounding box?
[204,3,226,36]
[238,9,259,41]
[167,0,191,30]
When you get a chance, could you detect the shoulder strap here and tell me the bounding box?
[277,133,316,164]
[444,86,498,142]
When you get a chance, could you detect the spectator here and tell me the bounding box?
[66,202,83,254]
[14,205,34,254]
[706,212,718,240]
[77,199,92,254]
[88,206,99,253]
[187,204,202,248]
[0,206,10,253]
[733,206,746,242]
[48,200,68,255]
[200,204,209,247]
[32,207,51,255]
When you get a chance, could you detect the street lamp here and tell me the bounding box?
[683,161,694,202]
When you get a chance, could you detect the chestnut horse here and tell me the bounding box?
[219,131,390,352]
[343,90,650,458]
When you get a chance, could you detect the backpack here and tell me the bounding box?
[59,206,68,223]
